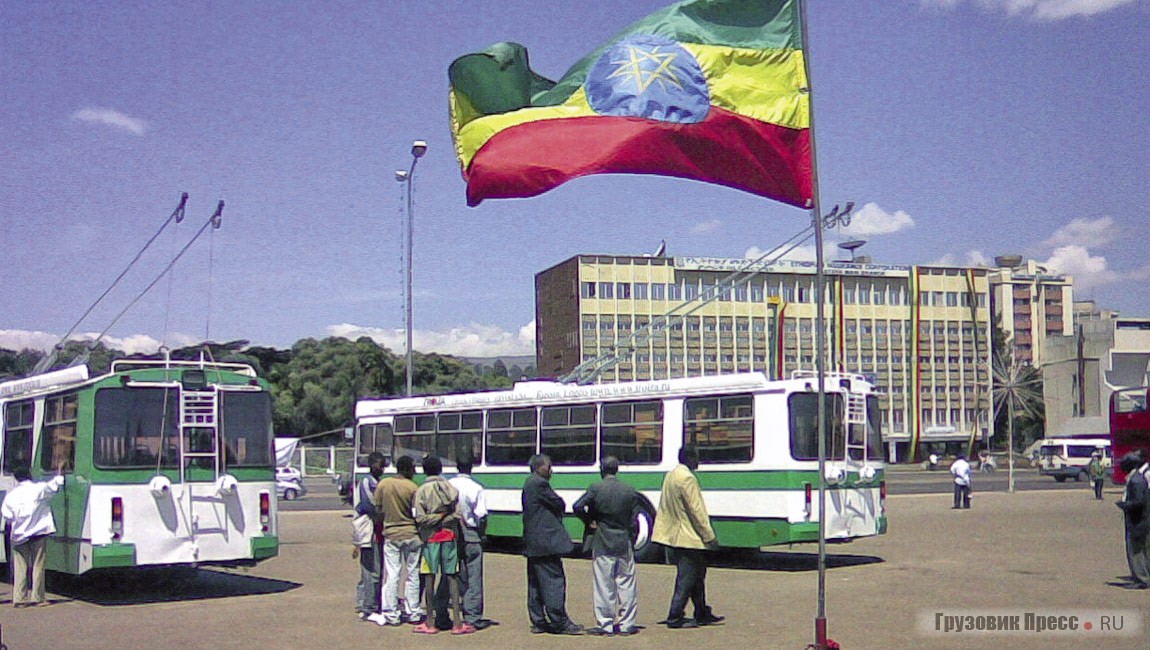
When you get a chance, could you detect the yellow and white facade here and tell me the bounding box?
[535,254,994,461]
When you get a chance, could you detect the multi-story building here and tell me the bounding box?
[988,257,1073,367]
[535,254,994,462]
[1043,314,1150,437]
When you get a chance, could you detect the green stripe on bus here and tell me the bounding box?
[472,469,884,491]
[92,543,137,569]
[251,536,279,560]
[483,513,888,549]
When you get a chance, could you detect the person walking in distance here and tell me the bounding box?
[652,445,724,629]
[449,452,495,630]
[573,456,642,637]
[373,454,424,625]
[950,453,972,509]
[1,465,65,607]
[522,454,584,635]
[1088,451,1106,501]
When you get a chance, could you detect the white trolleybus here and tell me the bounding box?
[0,357,279,574]
[354,371,886,559]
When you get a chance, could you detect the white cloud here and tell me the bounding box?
[1040,216,1117,250]
[922,0,1137,20]
[929,250,992,267]
[840,202,915,237]
[0,330,198,355]
[1041,245,1119,291]
[70,107,148,135]
[690,219,721,235]
[327,321,536,358]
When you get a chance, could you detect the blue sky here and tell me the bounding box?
[2,0,1148,359]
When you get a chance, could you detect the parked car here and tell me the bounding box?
[276,466,303,483]
[333,473,353,506]
[277,478,308,501]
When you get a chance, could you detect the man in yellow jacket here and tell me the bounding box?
[652,445,724,629]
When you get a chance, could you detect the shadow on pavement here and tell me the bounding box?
[41,567,301,606]
[710,548,884,572]
[483,537,882,572]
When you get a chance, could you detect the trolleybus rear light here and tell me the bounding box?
[111,497,124,539]
[803,482,812,519]
[260,491,271,533]
[879,480,887,513]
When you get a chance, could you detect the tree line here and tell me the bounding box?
[0,338,536,438]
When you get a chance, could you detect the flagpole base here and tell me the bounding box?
[814,617,828,650]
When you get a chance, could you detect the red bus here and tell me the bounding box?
[1109,385,1150,484]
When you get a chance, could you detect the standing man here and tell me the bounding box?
[1088,451,1107,501]
[1,466,65,607]
[1116,451,1150,588]
[373,454,423,626]
[450,452,494,630]
[950,453,972,509]
[355,452,387,621]
[412,455,467,635]
[652,445,724,629]
[522,454,583,635]
[573,456,641,637]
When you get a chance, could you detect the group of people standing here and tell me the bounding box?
[520,444,723,636]
[353,451,491,634]
[353,444,724,637]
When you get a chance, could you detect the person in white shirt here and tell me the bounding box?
[449,453,493,630]
[950,454,972,509]
[1,466,65,607]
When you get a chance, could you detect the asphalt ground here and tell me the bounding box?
[1,482,1145,650]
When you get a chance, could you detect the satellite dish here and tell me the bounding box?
[838,239,866,262]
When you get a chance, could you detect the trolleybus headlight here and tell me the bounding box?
[111,497,124,540]
[260,491,271,533]
[148,475,172,498]
[216,474,238,496]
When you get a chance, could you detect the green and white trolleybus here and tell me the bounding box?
[0,357,279,574]
[354,371,886,559]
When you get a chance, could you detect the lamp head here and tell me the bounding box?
[411,140,428,159]
[395,170,408,182]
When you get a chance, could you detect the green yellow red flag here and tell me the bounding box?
[449,0,811,207]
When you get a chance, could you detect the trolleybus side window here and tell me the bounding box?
[358,423,394,464]
[865,396,885,459]
[684,394,753,463]
[486,408,536,466]
[541,404,596,466]
[394,414,435,461]
[3,401,34,474]
[220,391,273,466]
[93,387,180,468]
[41,394,78,473]
[788,392,846,461]
[436,411,483,466]
[602,400,663,465]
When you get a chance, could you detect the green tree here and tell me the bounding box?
[493,359,508,378]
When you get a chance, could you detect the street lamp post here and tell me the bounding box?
[396,140,427,397]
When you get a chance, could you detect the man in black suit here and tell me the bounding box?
[522,454,583,635]
[1117,450,1150,588]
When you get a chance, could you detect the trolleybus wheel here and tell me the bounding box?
[633,499,662,563]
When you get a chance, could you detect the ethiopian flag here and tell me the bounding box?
[449,0,811,208]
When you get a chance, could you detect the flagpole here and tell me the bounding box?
[798,1,830,648]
